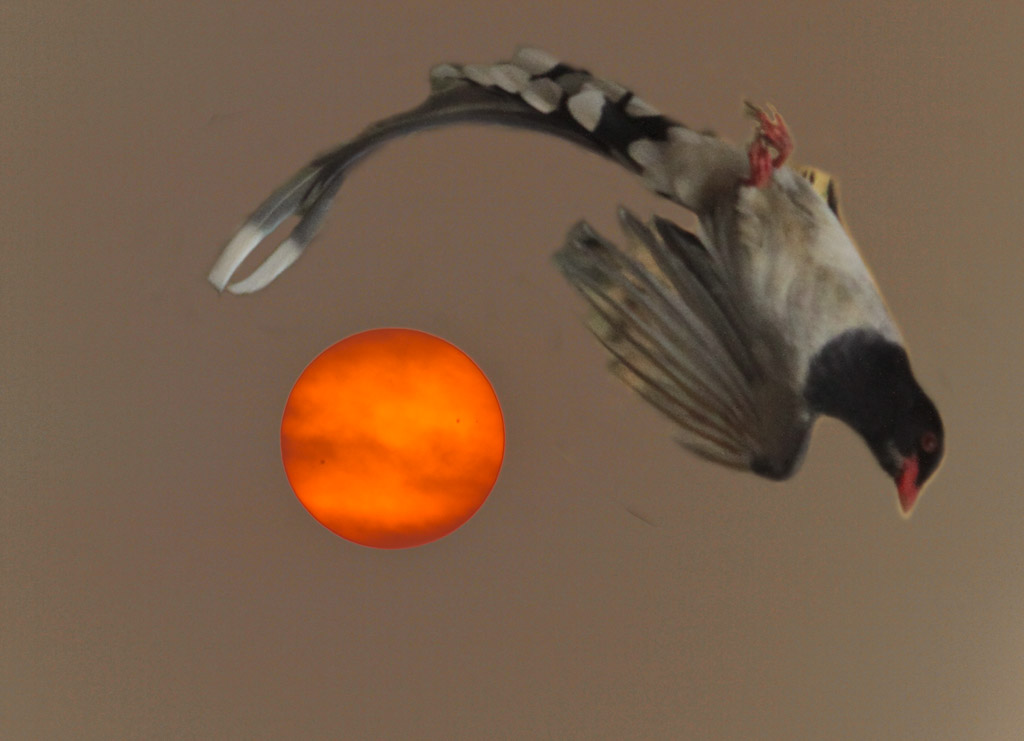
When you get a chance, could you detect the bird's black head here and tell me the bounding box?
[883,386,944,514]
[805,329,945,514]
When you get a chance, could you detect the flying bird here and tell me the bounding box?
[209,48,944,514]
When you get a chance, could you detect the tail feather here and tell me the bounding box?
[208,166,319,292]
[209,47,722,293]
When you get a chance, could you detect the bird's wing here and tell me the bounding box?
[555,208,812,477]
[209,47,741,294]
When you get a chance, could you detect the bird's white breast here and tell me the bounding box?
[730,169,901,387]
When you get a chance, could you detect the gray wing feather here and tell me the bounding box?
[555,209,809,474]
[561,222,756,428]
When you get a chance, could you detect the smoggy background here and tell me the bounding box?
[4,2,1022,738]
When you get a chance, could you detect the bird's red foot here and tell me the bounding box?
[743,102,792,187]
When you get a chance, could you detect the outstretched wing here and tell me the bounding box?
[555,208,812,478]
[210,47,738,294]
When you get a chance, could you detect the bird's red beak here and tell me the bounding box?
[896,454,920,515]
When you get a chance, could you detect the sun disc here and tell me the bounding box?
[281,328,504,548]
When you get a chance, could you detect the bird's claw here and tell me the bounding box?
[743,101,792,187]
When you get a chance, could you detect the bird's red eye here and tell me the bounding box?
[920,431,939,454]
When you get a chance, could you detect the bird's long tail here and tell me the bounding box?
[208,47,700,294]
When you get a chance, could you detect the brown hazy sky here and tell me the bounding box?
[4,2,1024,738]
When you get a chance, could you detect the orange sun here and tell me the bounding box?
[280,328,505,548]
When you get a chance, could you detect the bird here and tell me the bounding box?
[208,47,944,515]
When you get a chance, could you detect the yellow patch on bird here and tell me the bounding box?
[797,165,843,224]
